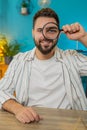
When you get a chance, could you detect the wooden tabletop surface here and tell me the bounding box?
[0,107,87,130]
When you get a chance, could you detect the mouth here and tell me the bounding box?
[40,39,52,45]
[39,40,52,49]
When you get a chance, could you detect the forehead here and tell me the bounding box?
[34,17,57,28]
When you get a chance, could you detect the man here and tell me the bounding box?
[0,8,87,124]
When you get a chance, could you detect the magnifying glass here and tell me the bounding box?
[42,22,63,41]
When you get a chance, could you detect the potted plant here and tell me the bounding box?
[21,0,28,15]
[1,40,21,64]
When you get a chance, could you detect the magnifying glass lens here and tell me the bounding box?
[43,23,59,40]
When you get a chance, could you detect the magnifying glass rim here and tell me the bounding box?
[42,22,60,40]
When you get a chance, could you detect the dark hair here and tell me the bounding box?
[33,8,60,28]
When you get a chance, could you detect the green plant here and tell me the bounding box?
[22,0,28,7]
[2,40,21,57]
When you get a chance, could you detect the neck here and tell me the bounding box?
[35,48,55,60]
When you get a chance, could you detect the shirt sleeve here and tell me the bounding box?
[74,51,87,76]
[0,56,19,109]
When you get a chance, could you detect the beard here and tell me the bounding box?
[33,38,58,55]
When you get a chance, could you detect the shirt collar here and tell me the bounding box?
[25,47,62,61]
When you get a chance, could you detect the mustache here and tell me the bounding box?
[39,38,53,43]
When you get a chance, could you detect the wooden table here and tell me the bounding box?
[0,107,87,130]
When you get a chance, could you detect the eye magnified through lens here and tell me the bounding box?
[42,22,63,41]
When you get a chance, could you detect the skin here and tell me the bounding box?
[62,23,87,46]
[32,17,58,60]
[2,17,87,124]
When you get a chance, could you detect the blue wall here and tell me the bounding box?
[0,0,87,52]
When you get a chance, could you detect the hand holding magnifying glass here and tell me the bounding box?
[42,22,80,41]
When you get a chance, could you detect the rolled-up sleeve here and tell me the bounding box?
[74,52,87,76]
[0,49,36,108]
[0,57,19,109]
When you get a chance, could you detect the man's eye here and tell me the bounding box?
[49,30,57,32]
[47,29,57,33]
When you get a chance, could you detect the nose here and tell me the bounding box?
[40,31,46,40]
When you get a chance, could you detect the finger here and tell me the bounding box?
[16,109,35,123]
[70,23,80,32]
[62,24,71,33]
[70,24,77,32]
[24,109,35,122]
[62,23,80,34]
[35,114,43,122]
[16,114,29,124]
[74,22,80,30]
[28,107,42,122]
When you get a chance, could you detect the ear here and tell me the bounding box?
[32,29,34,38]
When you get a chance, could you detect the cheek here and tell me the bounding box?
[34,34,41,42]
[34,36,38,42]
[33,35,40,44]
[35,34,39,39]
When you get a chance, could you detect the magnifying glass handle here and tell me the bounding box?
[59,29,63,32]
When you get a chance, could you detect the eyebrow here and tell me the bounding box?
[36,28,43,31]
[46,26,58,30]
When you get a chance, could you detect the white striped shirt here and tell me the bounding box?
[0,47,87,110]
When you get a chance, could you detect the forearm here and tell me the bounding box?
[78,32,87,47]
[2,99,42,123]
[2,99,24,115]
